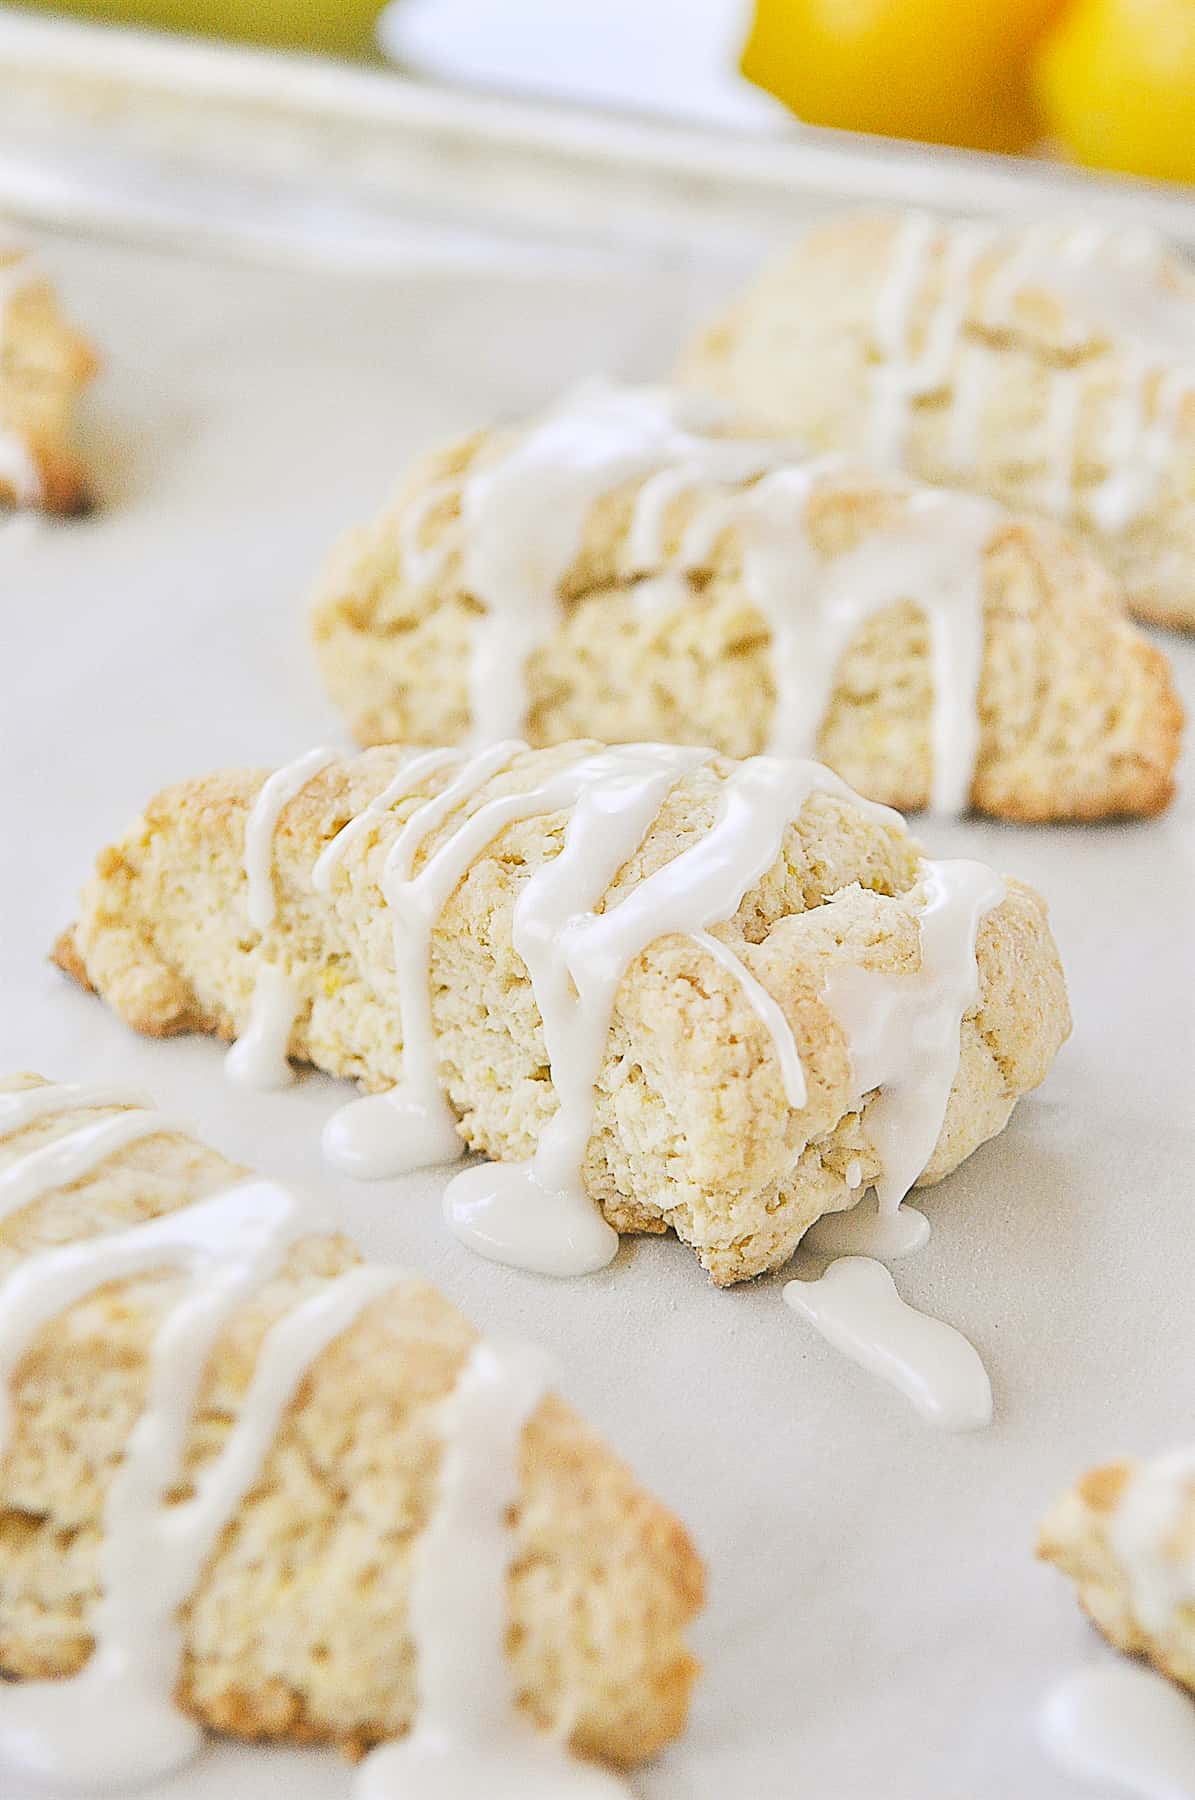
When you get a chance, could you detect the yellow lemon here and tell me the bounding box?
[1036,0,1195,181]
[741,0,1066,152]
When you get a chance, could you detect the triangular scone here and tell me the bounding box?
[678,211,1195,632]
[54,742,1070,1285]
[310,385,1181,822]
[1,236,97,513]
[1040,1451,1195,1694]
[0,1074,703,1768]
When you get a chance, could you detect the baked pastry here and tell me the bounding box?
[1039,1448,1195,1694]
[54,739,1071,1286]
[0,1074,702,1788]
[678,211,1195,632]
[310,383,1181,821]
[0,233,97,513]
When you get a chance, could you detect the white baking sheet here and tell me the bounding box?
[3,232,1194,1800]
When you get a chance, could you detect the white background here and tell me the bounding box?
[2,228,1194,1800]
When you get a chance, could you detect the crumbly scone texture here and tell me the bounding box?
[1039,1458,1195,1695]
[310,421,1182,821]
[0,1073,703,1766]
[677,210,1195,631]
[0,243,97,513]
[55,744,1071,1284]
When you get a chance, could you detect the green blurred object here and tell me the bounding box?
[12,0,385,56]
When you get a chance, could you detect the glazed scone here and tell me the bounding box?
[0,234,97,513]
[54,741,1071,1285]
[0,1074,703,1772]
[1039,1449,1195,1695]
[679,212,1195,632]
[310,384,1181,821]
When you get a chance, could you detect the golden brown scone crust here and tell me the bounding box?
[0,1074,703,1766]
[0,243,97,513]
[678,211,1195,632]
[310,419,1181,821]
[1039,1457,1195,1695]
[55,744,1070,1284]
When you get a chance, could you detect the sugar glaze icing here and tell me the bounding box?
[1041,1662,1195,1800]
[0,1085,607,1796]
[225,737,1002,1283]
[865,211,1195,534]
[399,383,1001,817]
[354,1341,632,1800]
[783,1256,992,1431]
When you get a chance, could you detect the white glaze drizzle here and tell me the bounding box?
[727,471,997,815]
[443,751,876,1277]
[324,740,522,1179]
[450,384,791,746]
[0,1084,615,1794]
[0,1097,174,1225]
[1110,1450,1195,1638]
[783,1256,992,1430]
[869,215,994,467]
[224,962,300,1090]
[1041,1662,1195,1800]
[691,929,806,1109]
[0,247,43,508]
[803,1194,929,1260]
[355,1340,631,1800]
[0,1085,409,1787]
[820,858,1005,1214]
[226,746,338,1093]
[0,1080,151,1132]
[407,382,997,815]
[243,746,338,933]
[866,211,1195,534]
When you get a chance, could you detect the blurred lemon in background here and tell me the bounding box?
[1035,0,1195,181]
[741,0,1067,152]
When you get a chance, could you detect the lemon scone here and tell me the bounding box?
[310,384,1180,821]
[0,233,97,513]
[54,740,1070,1286]
[679,211,1195,632]
[1039,1449,1195,1695]
[0,1075,702,1792]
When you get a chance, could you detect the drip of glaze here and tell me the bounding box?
[783,1256,992,1431]
[242,747,338,934]
[453,383,794,745]
[224,963,299,1090]
[355,1340,631,1800]
[310,748,461,896]
[0,1106,176,1225]
[412,381,1002,818]
[820,858,1005,1214]
[444,753,868,1276]
[0,1081,152,1132]
[803,1193,930,1260]
[1041,1663,1195,1800]
[0,250,43,507]
[869,212,1195,535]
[1110,1450,1195,1638]
[227,746,336,1092]
[0,1101,409,1795]
[729,472,997,816]
[0,1090,605,1794]
[691,930,806,1109]
[869,218,995,468]
[323,741,523,1179]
